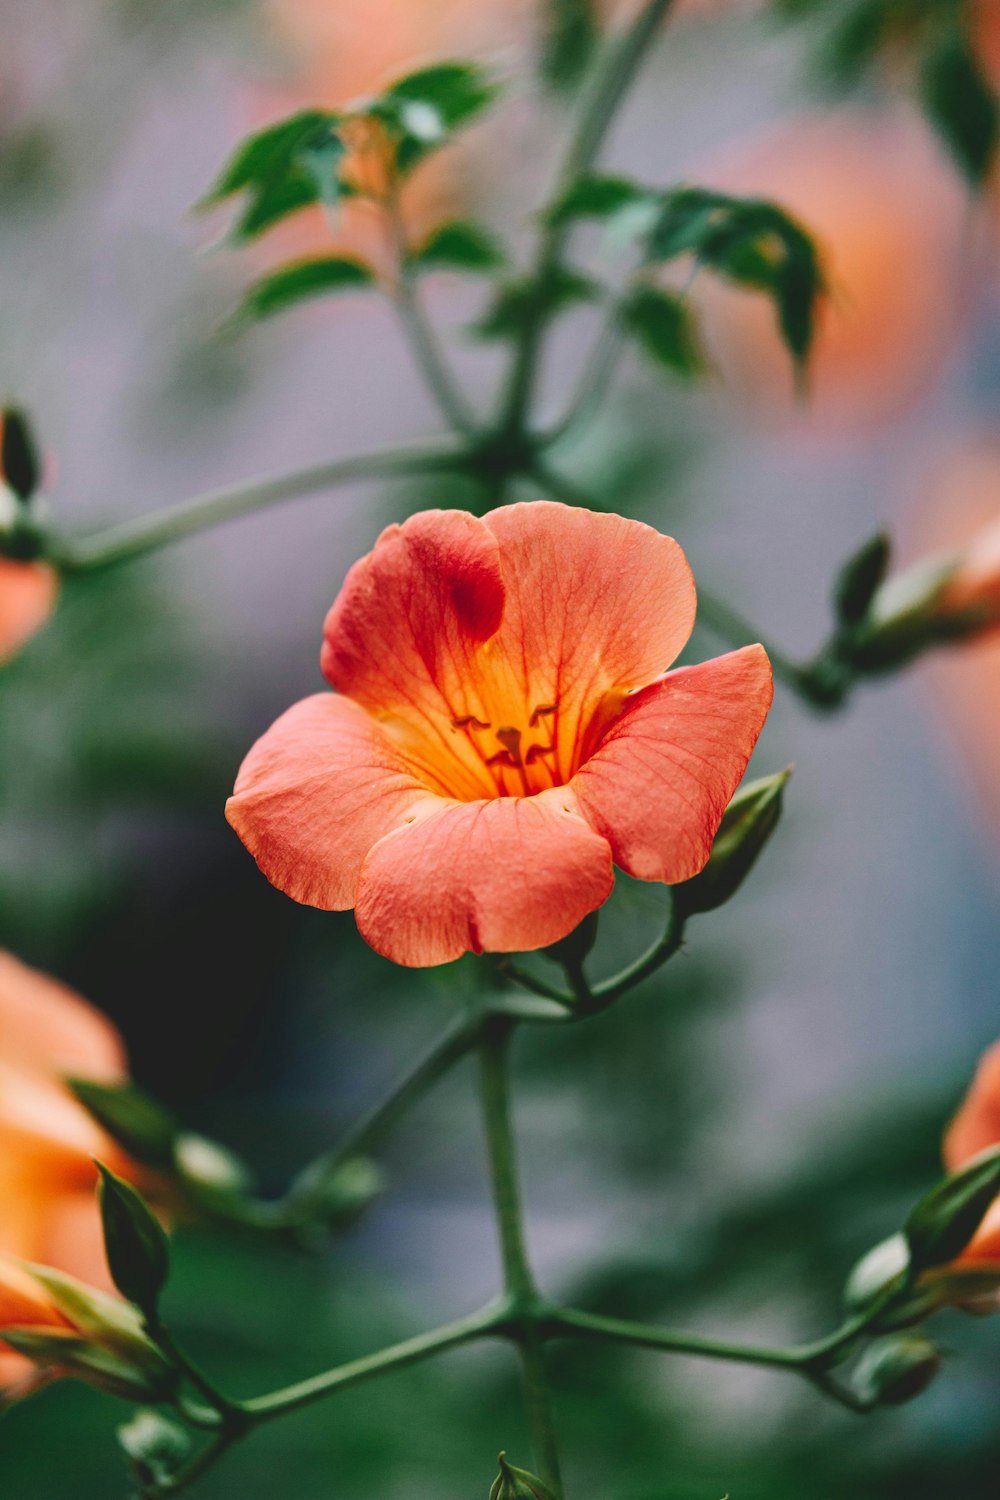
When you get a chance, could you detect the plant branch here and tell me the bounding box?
[54,443,466,573]
[478,1020,565,1498]
[498,0,676,437]
[589,897,685,1005]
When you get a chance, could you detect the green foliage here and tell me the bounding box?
[375,61,500,174]
[472,267,600,340]
[199,110,341,243]
[97,1164,171,1317]
[408,220,507,274]
[539,0,601,93]
[546,171,649,225]
[919,22,1000,183]
[231,257,376,327]
[620,284,705,379]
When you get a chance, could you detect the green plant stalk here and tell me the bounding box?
[54,442,467,573]
[498,0,677,437]
[478,1019,565,1499]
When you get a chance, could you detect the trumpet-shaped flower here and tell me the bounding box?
[228,502,773,967]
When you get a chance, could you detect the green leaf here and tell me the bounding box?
[408,220,506,274]
[199,109,334,207]
[67,1078,177,1168]
[471,267,600,340]
[919,22,1000,183]
[378,61,498,173]
[905,1145,1000,1270]
[621,285,705,379]
[547,172,648,226]
[540,0,600,93]
[96,1163,170,1317]
[232,256,376,326]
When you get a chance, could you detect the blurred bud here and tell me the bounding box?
[833,531,891,627]
[489,1452,556,1500]
[118,1409,192,1489]
[674,768,791,918]
[97,1163,170,1318]
[843,1232,912,1315]
[931,514,1000,641]
[287,1154,385,1234]
[173,1132,255,1208]
[905,1144,1000,1271]
[0,407,41,502]
[853,1334,942,1407]
[543,909,599,967]
[850,558,956,672]
[68,1078,178,1168]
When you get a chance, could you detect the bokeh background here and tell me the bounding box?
[3,1,1000,1495]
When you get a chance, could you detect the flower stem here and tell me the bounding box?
[498,0,676,438]
[54,442,466,573]
[477,1019,565,1499]
[590,898,685,1005]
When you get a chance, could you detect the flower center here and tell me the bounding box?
[451,703,560,798]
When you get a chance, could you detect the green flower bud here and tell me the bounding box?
[97,1162,170,1318]
[833,531,891,627]
[850,558,957,672]
[118,1409,192,1490]
[674,768,791,918]
[2,1326,174,1405]
[853,1334,941,1407]
[905,1144,1000,1271]
[489,1452,556,1500]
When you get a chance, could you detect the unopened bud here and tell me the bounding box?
[118,1409,192,1489]
[173,1132,255,1208]
[0,407,41,502]
[489,1452,556,1500]
[833,531,891,627]
[853,1334,941,1406]
[674,768,791,918]
[905,1144,1000,1271]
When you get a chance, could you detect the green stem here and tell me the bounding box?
[478,1020,565,1499]
[540,308,626,449]
[695,590,837,708]
[55,443,466,573]
[499,0,676,437]
[146,1318,244,1428]
[386,188,479,437]
[267,1009,483,1230]
[552,1305,805,1371]
[240,1303,503,1422]
[590,898,685,1005]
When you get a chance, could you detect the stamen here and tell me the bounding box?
[529,703,557,727]
[451,715,491,730]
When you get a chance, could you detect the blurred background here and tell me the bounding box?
[3,0,1000,1495]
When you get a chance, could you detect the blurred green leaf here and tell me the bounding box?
[621,285,705,379]
[919,22,1000,183]
[546,172,649,225]
[378,61,499,173]
[471,267,599,339]
[232,256,376,326]
[68,1078,178,1168]
[540,0,600,92]
[199,109,334,208]
[408,220,507,274]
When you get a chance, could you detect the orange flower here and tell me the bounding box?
[943,1039,1000,1268]
[0,952,145,1388]
[0,558,56,665]
[227,502,773,967]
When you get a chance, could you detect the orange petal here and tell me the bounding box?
[481,502,697,783]
[0,950,125,1081]
[571,645,773,883]
[355,786,614,966]
[0,1255,67,1331]
[944,1039,1000,1171]
[956,1196,1000,1265]
[0,560,57,666]
[321,510,506,797]
[227,693,440,910]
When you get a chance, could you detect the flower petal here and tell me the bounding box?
[321,510,506,799]
[571,645,774,883]
[480,502,697,782]
[944,1039,1000,1172]
[226,694,438,910]
[0,951,125,1082]
[355,786,614,967]
[0,560,57,666]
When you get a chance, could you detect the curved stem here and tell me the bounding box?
[694,589,827,706]
[241,1303,504,1422]
[499,0,676,437]
[541,309,626,449]
[55,443,466,573]
[591,897,684,1005]
[478,1020,565,1498]
[551,1305,805,1371]
[385,188,480,437]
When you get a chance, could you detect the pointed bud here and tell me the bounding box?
[905,1144,1000,1271]
[118,1409,192,1489]
[843,1233,912,1315]
[67,1078,178,1168]
[489,1452,556,1500]
[674,769,791,918]
[853,1334,941,1406]
[833,531,891,627]
[97,1163,170,1318]
[851,558,957,672]
[1,1326,174,1404]
[0,407,41,502]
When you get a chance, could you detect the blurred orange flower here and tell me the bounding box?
[943,1039,1000,1267]
[0,558,57,666]
[227,501,772,967]
[692,114,966,428]
[0,952,146,1388]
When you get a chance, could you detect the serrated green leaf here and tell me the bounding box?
[471,266,599,340]
[621,284,705,379]
[919,22,1000,183]
[408,220,506,273]
[547,172,648,226]
[97,1163,170,1316]
[540,0,600,93]
[232,256,376,326]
